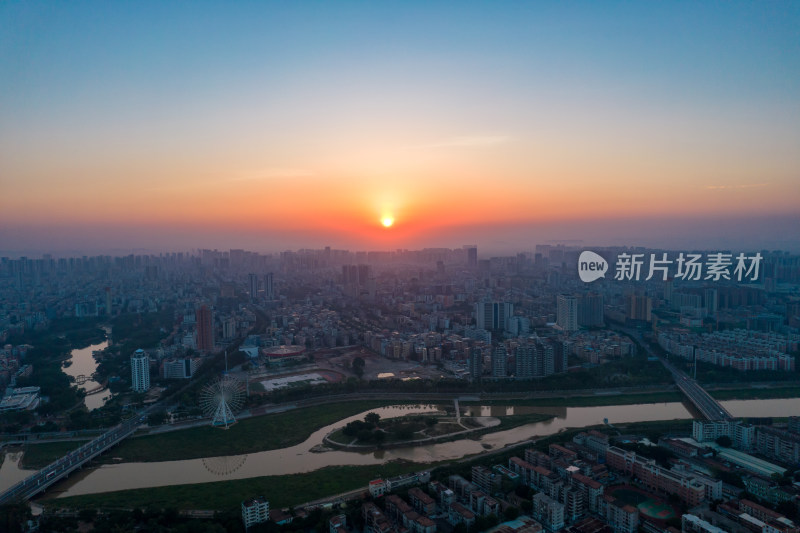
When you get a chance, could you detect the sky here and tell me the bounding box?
[2,1,799,255]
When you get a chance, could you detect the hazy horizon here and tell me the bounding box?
[2,2,799,255]
[2,213,798,258]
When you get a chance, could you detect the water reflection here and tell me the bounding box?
[463,405,568,418]
[54,402,681,497]
[36,396,800,499]
[202,455,248,476]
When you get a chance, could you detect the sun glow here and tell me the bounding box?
[381,216,394,228]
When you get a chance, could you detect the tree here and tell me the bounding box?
[365,412,381,426]
[395,427,415,441]
[352,356,366,378]
[470,514,499,533]
[147,410,167,426]
[0,503,32,533]
[715,435,733,447]
[665,517,682,530]
[78,508,98,523]
[503,506,520,521]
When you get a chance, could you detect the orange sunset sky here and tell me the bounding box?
[2,2,799,255]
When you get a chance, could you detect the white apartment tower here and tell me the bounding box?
[130,349,150,393]
[557,294,579,332]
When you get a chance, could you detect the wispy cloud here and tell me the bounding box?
[408,135,511,150]
[705,183,769,190]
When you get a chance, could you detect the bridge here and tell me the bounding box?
[74,374,98,385]
[661,357,734,421]
[0,311,264,504]
[618,327,733,421]
[0,410,149,505]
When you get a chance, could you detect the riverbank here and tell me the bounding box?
[467,384,800,408]
[46,418,693,511]
[466,390,684,407]
[324,413,553,452]
[17,383,799,466]
[95,400,402,463]
[44,461,427,511]
[20,440,91,469]
[709,385,800,401]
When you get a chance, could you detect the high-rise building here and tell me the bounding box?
[469,347,483,380]
[104,287,113,316]
[516,342,535,378]
[492,344,507,378]
[538,340,555,376]
[357,265,371,285]
[465,245,478,268]
[664,279,674,303]
[552,339,567,374]
[130,349,150,393]
[577,292,604,327]
[557,295,578,332]
[264,272,274,300]
[704,288,718,316]
[248,273,259,302]
[342,264,359,284]
[196,304,215,353]
[516,338,556,378]
[161,357,200,379]
[627,293,652,322]
[223,317,237,340]
[475,301,513,331]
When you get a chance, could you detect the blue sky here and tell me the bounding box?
[1,1,799,254]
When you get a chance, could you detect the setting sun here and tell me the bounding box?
[381,216,394,228]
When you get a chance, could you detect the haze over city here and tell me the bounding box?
[5,4,800,531]
[2,2,799,256]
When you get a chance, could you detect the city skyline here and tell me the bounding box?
[2,2,799,254]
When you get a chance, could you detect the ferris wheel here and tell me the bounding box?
[199,375,245,428]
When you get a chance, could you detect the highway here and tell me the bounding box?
[661,357,734,421]
[1,322,733,504]
[0,305,266,504]
[0,407,155,505]
[616,326,733,421]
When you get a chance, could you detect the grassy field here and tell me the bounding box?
[469,391,684,407]
[98,401,399,463]
[46,418,692,511]
[23,382,789,467]
[21,440,89,469]
[326,410,553,448]
[709,386,800,401]
[469,385,800,408]
[492,413,554,430]
[48,461,429,511]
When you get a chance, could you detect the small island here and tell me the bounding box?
[324,410,552,451]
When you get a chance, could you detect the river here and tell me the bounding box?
[61,337,111,410]
[8,396,783,498]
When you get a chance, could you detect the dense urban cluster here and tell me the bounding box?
[1,244,799,532]
[241,417,800,533]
